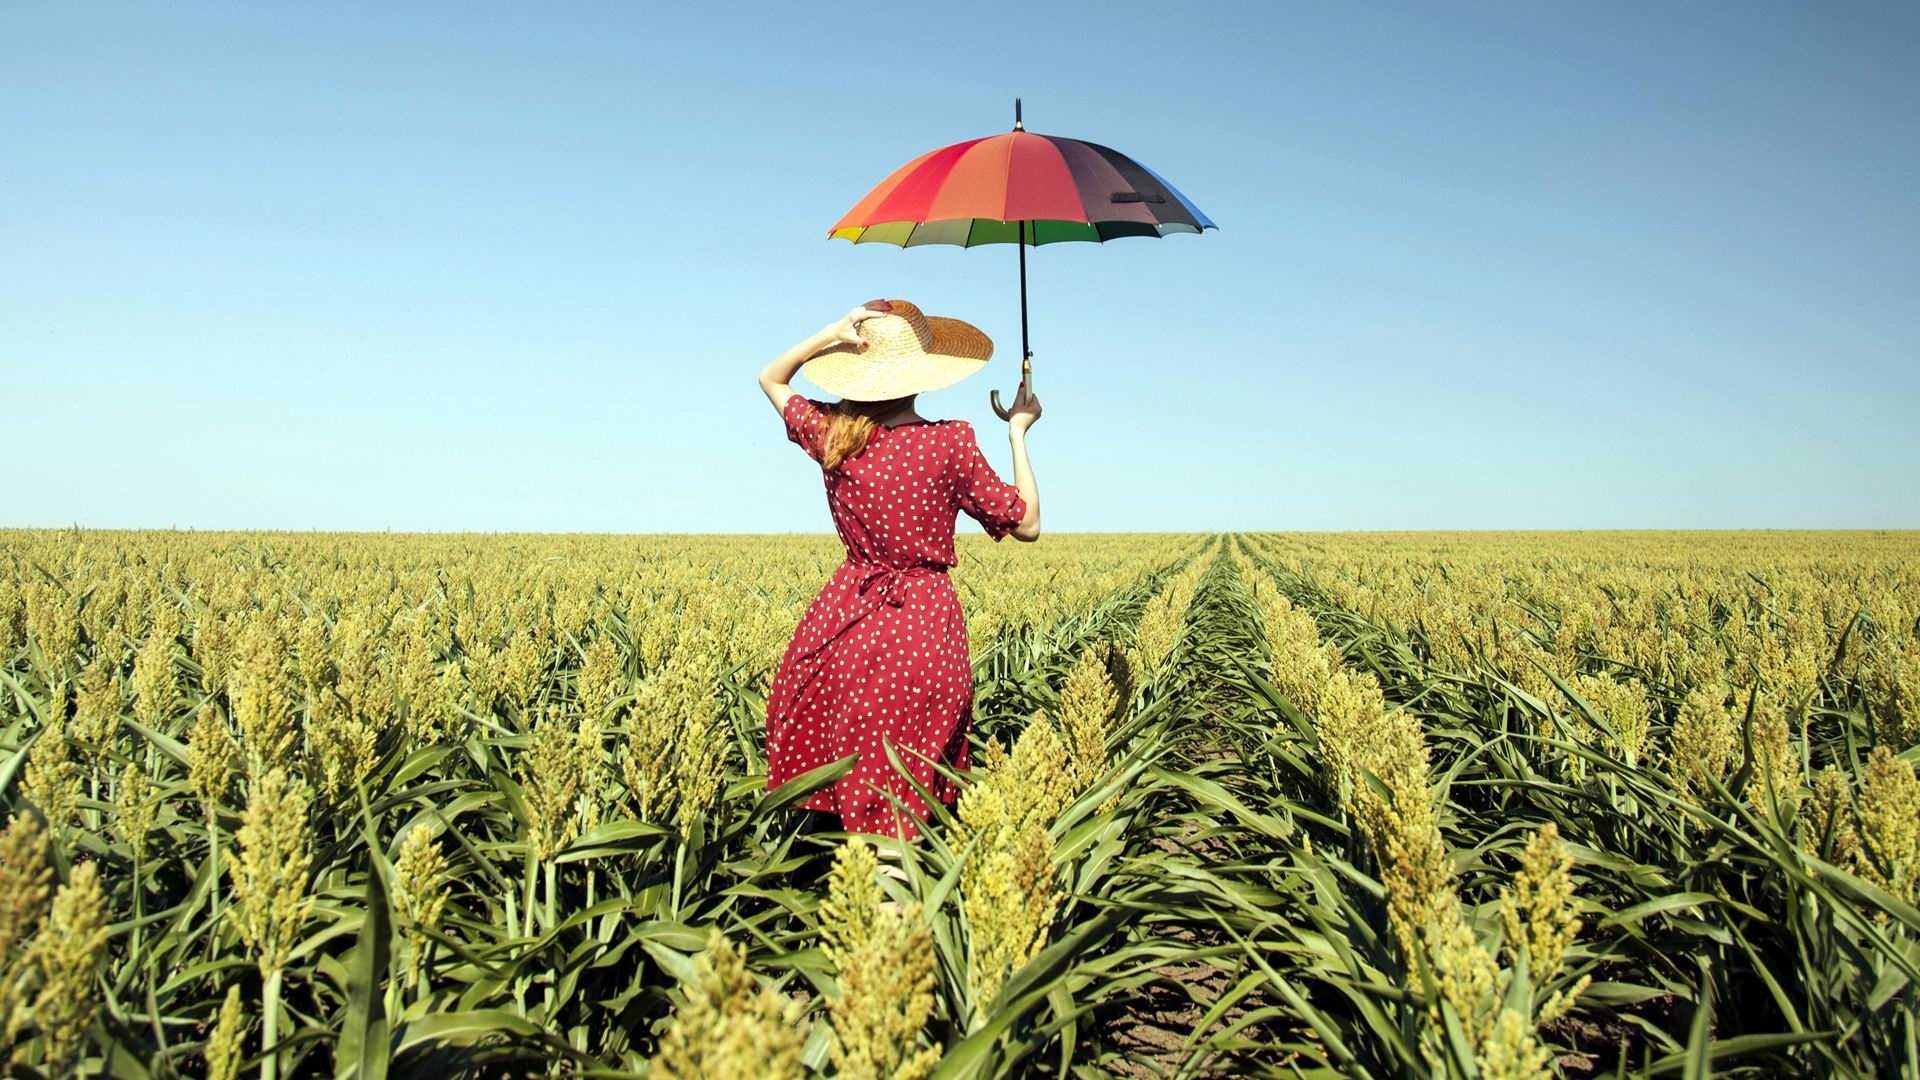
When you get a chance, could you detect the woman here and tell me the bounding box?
[757,298,1042,841]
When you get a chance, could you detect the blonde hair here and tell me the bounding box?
[821,396,914,472]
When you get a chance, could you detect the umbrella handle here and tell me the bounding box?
[990,355,1034,420]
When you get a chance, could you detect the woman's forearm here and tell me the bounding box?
[1009,428,1040,540]
[758,323,840,403]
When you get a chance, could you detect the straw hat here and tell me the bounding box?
[801,299,993,401]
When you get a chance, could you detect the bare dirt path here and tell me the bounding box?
[1094,539,1294,1078]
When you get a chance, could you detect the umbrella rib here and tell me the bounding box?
[1003,131,1018,234]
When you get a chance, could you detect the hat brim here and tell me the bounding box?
[800,315,993,402]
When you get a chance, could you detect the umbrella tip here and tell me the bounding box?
[1014,96,1023,131]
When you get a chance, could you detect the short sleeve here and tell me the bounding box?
[951,422,1028,541]
[782,393,828,464]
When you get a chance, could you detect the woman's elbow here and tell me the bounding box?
[1011,520,1041,542]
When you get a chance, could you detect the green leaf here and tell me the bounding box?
[552,819,671,864]
[1682,957,1713,1080]
[1599,892,1722,928]
[337,816,394,1080]
[391,1009,545,1054]
[749,755,859,818]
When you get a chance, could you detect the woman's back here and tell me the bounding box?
[781,393,1027,567]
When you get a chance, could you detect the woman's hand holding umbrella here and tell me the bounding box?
[1005,380,1041,433]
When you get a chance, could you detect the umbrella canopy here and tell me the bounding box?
[828,131,1215,247]
[828,101,1213,417]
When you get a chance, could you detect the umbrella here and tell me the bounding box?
[828,98,1215,417]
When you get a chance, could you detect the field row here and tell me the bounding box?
[1217,531,1919,1077]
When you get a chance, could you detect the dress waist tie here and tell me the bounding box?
[789,562,947,673]
[850,561,946,610]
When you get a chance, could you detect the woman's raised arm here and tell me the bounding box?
[757,300,895,414]
[1004,381,1042,541]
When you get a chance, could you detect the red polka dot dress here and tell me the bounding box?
[766,393,1028,838]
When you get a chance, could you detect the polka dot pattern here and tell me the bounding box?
[765,393,1029,838]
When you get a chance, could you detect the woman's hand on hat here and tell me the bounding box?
[834,299,894,350]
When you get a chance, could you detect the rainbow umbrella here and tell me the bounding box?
[829,99,1215,417]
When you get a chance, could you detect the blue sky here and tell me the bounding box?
[4,2,1916,531]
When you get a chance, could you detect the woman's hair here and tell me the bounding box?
[821,396,913,471]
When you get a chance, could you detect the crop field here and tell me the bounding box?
[1,529,1917,1078]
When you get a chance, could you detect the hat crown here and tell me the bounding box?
[860,299,935,356]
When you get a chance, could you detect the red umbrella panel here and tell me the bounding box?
[829,102,1214,417]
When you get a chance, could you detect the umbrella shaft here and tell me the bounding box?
[1017,220,1030,360]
